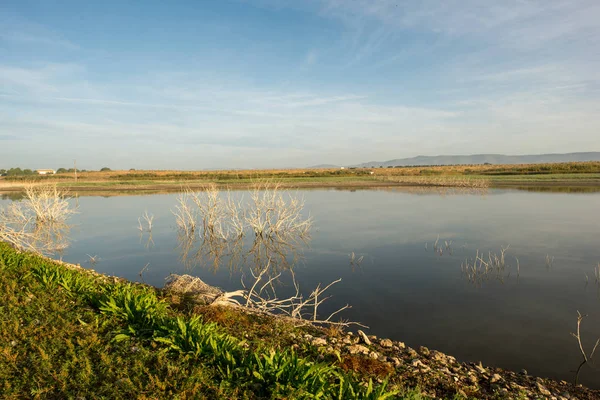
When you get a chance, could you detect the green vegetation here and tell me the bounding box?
[0,168,39,177]
[0,243,416,399]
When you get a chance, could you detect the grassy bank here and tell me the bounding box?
[1,162,600,193]
[2,244,599,399]
[0,242,412,399]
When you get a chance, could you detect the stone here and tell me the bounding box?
[560,392,571,399]
[474,362,487,374]
[389,357,402,367]
[369,351,379,360]
[520,369,528,375]
[406,348,418,358]
[342,336,353,345]
[468,375,478,384]
[431,351,446,362]
[411,359,430,371]
[536,382,551,396]
[347,344,370,355]
[490,374,502,383]
[380,338,393,348]
[357,330,372,345]
[397,341,406,349]
[419,346,430,356]
[312,338,327,346]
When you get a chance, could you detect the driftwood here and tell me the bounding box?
[164,272,365,328]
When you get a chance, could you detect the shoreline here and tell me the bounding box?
[1,178,599,195]
[1,243,598,399]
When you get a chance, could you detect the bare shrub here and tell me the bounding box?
[171,189,197,236]
[245,181,312,239]
[24,184,76,223]
[0,184,75,254]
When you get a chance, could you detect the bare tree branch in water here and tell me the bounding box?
[238,264,365,328]
[168,182,357,326]
[571,311,600,364]
[0,184,75,254]
[172,189,198,236]
[245,181,312,239]
[23,184,76,223]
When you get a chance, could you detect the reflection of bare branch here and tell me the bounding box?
[139,263,150,283]
[349,252,364,272]
[86,254,100,266]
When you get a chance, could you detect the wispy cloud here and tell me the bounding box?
[1,1,599,169]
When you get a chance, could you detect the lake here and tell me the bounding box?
[2,187,600,387]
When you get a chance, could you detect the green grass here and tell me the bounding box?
[0,243,419,399]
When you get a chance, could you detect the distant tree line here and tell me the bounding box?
[0,167,111,177]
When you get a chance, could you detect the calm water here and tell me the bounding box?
[3,188,600,387]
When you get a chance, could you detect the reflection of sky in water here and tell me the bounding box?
[2,188,600,387]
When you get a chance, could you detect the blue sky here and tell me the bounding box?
[1,0,599,170]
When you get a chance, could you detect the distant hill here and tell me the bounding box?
[353,152,600,168]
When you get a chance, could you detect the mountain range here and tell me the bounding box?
[311,152,600,168]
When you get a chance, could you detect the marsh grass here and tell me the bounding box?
[461,246,513,286]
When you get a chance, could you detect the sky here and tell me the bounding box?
[1,0,599,170]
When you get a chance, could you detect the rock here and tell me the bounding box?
[468,375,478,384]
[520,369,528,375]
[347,345,370,355]
[357,330,372,345]
[406,348,418,358]
[304,334,313,341]
[431,351,446,362]
[419,346,430,356]
[369,351,379,360]
[397,341,406,349]
[474,362,487,374]
[536,382,551,396]
[312,338,327,346]
[490,374,502,383]
[560,392,571,399]
[380,338,393,348]
[389,357,402,367]
[342,336,352,345]
[411,359,430,372]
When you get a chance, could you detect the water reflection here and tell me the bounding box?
[2,188,600,387]
[177,230,310,274]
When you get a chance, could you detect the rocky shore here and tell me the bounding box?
[292,328,598,399]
